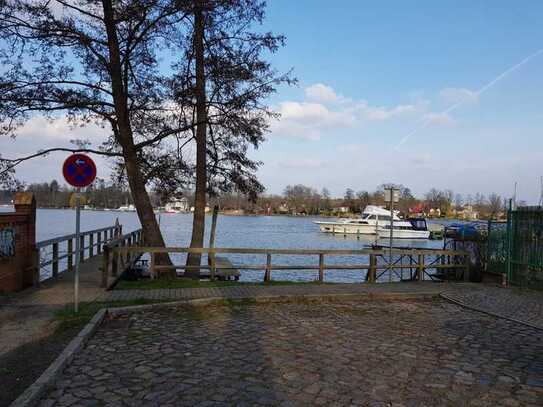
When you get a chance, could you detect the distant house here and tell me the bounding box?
[333,206,350,214]
[456,205,478,220]
[165,197,189,213]
[409,203,428,217]
[190,205,211,213]
[277,203,289,214]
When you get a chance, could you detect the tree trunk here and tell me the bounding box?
[102,0,173,274]
[185,1,207,279]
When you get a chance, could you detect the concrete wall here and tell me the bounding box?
[0,192,38,293]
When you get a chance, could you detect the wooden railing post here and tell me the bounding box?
[79,234,85,263]
[101,245,110,288]
[418,253,425,282]
[368,253,376,283]
[89,233,94,257]
[112,246,118,277]
[97,232,102,254]
[127,236,132,263]
[67,238,73,272]
[210,248,216,281]
[318,253,324,282]
[52,242,59,277]
[150,252,156,279]
[264,253,271,282]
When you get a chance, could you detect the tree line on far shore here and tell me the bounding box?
[0,180,509,220]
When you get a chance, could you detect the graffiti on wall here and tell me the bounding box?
[0,228,15,258]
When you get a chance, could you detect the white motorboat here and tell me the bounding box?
[117,204,136,212]
[315,205,430,239]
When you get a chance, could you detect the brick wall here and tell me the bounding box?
[0,192,38,293]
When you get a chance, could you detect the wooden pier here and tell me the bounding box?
[104,245,470,283]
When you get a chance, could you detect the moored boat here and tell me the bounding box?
[315,205,431,239]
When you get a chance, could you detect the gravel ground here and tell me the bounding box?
[39,299,543,407]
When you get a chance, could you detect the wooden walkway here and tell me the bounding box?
[0,256,105,356]
[103,281,448,303]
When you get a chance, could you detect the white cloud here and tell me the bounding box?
[270,101,356,140]
[440,87,478,105]
[271,84,432,141]
[16,116,106,142]
[304,83,341,104]
[357,102,420,121]
[422,112,456,126]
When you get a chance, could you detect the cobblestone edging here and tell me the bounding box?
[9,291,441,407]
[9,309,107,407]
[440,289,543,332]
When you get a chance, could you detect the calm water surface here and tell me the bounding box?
[2,207,447,282]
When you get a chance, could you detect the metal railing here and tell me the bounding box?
[104,246,470,283]
[101,228,144,288]
[36,224,122,281]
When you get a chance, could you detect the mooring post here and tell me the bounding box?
[209,205,219,280]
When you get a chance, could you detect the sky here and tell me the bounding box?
[2,0,543,202]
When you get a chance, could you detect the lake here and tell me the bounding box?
[2,207,447,283]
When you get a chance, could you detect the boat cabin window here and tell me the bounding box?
[409,219,427,231]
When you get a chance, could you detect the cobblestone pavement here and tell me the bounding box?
[40,299,543,407]
[442,285,543,330]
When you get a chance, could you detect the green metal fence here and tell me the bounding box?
[487,220,508,276]
[507,206,543,289]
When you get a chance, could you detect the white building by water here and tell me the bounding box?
[164,197,189,213]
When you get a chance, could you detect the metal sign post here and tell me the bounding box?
[384,187,400,282]
[63,154,97,313]
[74,189,81,312]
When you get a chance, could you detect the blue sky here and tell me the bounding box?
[3,1,543,202]
[251,0,543,202]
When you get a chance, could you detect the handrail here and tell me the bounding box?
[113,246,469,256]
[35,224,122,281]
[36,225,120,248]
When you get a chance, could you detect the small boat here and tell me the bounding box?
[315,205,431,239]
[117,204,136,212]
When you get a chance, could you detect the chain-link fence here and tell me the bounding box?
[508,206,543,289]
